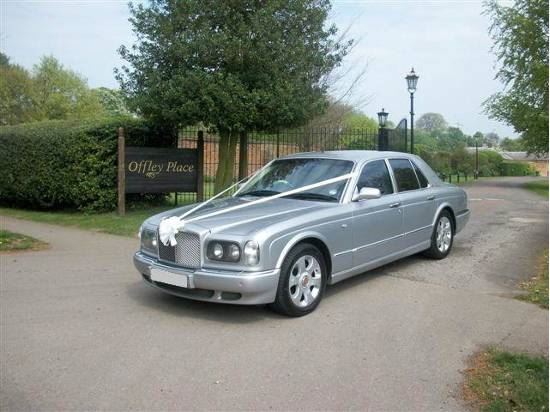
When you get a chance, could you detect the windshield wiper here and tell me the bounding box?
[285,192,338,202]
[237,189,281,197]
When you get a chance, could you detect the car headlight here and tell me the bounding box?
[140,227,158,256]
[207,241,241,262]
[243,240,260,265]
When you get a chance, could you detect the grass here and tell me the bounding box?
[0,230,48,252]
[524,179,549,198]
[464,348,549,412]
[518,249,549,309]
[0,205,175,238]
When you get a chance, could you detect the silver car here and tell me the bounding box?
[134,151,470,316]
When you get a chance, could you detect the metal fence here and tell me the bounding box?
[176,122,408,203]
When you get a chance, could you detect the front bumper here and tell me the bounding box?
[133,252,280,305]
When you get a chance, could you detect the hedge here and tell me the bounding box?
[0,117,174,211]
[499,161,536,176]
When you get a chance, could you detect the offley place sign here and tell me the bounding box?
[117,127,205,215]
[125,147,198,193]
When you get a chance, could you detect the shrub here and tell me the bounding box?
[500,161,535,176]
[0,117,174,211]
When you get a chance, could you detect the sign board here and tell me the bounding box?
[125,147,198,193]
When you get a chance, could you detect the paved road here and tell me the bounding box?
[1,177,548,411]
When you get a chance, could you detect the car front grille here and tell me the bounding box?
[158,231,201,269]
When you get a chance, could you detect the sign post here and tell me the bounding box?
[117,127,126,216]
[197,131,204,202]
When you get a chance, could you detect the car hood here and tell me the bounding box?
[146,196,334,236]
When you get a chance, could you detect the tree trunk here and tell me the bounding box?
[214,129,238,194]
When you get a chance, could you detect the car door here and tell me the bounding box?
[351,159,403,268]
[388,158,436,250]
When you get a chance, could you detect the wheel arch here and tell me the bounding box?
[274,232,333,277]
[434,203,456,231]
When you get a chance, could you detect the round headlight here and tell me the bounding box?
[212,243,224,259]
[228,244,240,260]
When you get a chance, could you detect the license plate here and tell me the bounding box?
[150,268,188,288]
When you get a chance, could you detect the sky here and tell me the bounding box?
[0,0,517,137]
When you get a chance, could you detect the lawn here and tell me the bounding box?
[0,206,175,238]
[464,348,549,412]
[518,249,549,309]
[0,230,48,252]
[524,179,549,198]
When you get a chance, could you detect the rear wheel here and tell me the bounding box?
[270,243,327,317]
[424,210,454,259]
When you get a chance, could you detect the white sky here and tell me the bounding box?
[0,0,517,137]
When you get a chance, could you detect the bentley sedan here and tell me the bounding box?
[134,151,470,316]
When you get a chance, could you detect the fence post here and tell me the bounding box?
[117,127,125,216]
[197,130,204,202]
[378,127,388,151]
[238,131,248,180]
[276,131,280,158]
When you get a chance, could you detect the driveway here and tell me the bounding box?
[1,177,548,411]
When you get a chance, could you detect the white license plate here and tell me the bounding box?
[150,268,188,288]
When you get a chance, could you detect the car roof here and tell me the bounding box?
[280,150,414,162]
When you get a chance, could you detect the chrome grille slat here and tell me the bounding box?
[157,231,201,269]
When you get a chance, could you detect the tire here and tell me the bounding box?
[423,210,454,259]
[269,243,327,317]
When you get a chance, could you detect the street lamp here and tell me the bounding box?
[405,67,419,154]
[377,108,389,151]
[475,137,479,180]
[377,108,389,128]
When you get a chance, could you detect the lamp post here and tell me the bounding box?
[405,68,419,154]
[475,137,479,180]
[377,108,389,151]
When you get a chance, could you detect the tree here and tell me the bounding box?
[484,131,500,148]
[0,53,37,125]
[117,0,352,192]
[483,0,549,154]
[415,113,448,133]
[33,56,104,120]
[92,87,132,117]
[500,136,525,151]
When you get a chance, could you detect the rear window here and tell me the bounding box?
[412,162,429,188]
[389,159,420,192]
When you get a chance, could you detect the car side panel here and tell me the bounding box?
[351,193,404,267]
[400,187,436,249]
[268,206,355,274]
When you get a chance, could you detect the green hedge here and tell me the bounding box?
[0,117,174,211]
[499,161,536,176]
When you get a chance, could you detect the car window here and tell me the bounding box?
[356,160,394,195]
[389,159,420,192]
[412,161,429,188]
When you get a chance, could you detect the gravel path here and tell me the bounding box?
[1,176,548,411]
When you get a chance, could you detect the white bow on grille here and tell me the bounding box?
[159,216,184,247]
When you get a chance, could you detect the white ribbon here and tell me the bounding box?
[158,172,356,246]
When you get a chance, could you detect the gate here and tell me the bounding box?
[387,118,408,152]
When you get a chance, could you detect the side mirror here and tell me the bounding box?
[352,187,382,202]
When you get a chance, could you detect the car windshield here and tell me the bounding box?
[237,158,354,202]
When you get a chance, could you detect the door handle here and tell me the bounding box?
[426,195,435,200]
[389,202,401,208]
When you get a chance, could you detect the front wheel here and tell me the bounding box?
[269,243,327,317]
[424,210,454,259]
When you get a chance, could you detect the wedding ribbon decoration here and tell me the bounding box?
[158,172,357,246]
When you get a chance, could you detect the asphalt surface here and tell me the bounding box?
[1,176,548,411]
